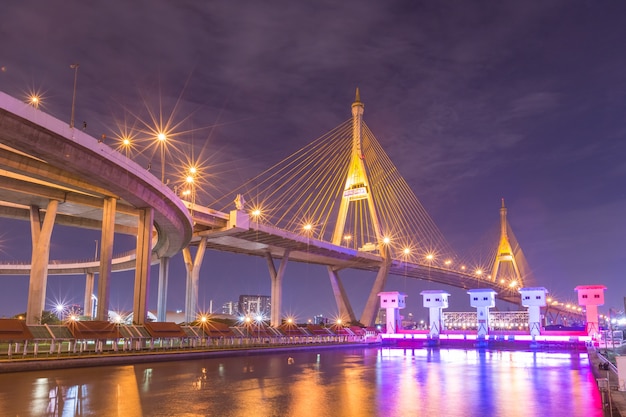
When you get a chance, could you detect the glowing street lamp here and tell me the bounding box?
[157,132,167,183]
[303,223,313,241]
[255,314,264,339]
[28,95,40,109]
[55,303,66,319]
[121,136,132,158]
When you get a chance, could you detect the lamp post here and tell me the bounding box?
[70,64,79,128]
[157,132,166,183]
[255,314,264,340]
[122,137,131,158]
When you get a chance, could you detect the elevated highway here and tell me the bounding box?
[0,91,193,323]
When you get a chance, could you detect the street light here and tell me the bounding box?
[69,64,79,128]
[157,132,167,183]
[55,303,66,319]
[255,314,264,339]
[121,137,132,158]
[28,95,40,109]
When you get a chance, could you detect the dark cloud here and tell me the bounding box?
[1,1,626,317]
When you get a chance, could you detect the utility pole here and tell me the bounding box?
[70,64,79,128]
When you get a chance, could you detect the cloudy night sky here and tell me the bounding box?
[0,1,625,320]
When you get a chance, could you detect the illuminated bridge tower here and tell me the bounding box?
[491,199,523,287]
[329,89,390,326]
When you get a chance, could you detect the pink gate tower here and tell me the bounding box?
[575,285,606,339]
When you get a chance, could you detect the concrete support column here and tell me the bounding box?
[96,197,116,321]
[428,307,444,337]
[360,245,391,326]
[527,306,542,337]
[26,200,58,325]
[133,208,153,325]
[156,257,170,322]
[84,272,95,318]
[183,237,207,324]
[266,250,290,327]
[476,306,491,339]
[327,267,357,324]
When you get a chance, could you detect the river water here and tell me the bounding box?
[0,347,603,417]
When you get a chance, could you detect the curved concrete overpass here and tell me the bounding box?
[0,91,193,323]
[0,91,193,256]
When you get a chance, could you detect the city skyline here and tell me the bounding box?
[1,2,625,320]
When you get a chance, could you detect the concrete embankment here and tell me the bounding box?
[588,347,626,416]
[0,343,375,373]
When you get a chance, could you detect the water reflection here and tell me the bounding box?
[0,348,602,417]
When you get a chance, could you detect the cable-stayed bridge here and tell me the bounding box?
[0,90,581,327]
[192,89,539,324]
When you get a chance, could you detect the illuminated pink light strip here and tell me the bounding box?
[380,334,591,343]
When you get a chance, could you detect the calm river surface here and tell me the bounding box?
[0,347,602,417]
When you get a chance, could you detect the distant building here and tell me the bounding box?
[376,309,386,325]
[221,301,238,315]
[238,295,271,317]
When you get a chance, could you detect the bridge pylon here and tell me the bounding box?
[329,89,390,326]
[490,199,523,287]
[331,88,384,247]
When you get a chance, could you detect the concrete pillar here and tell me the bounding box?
[133,208,153,325]
[519,287,548,337]
[575,285,606,339]
[26,201,58,325]
[96,197,116,321]
[420,290,450,339]
[183,237,207,324]
[327,267,357,324]
[468,289,497,340]
[84,272,95,318]
[266,250,289,327]
[360,245,391,326]
[156,257,170,322]
[378,291,407,334]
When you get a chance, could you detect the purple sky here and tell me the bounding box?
[1,2,625,321]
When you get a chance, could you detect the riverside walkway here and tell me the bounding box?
[0,318,375,373]
[588,346,626,417]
